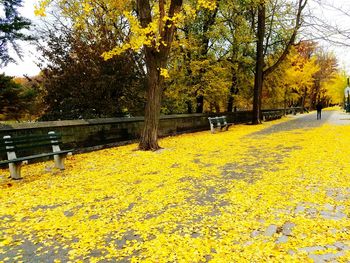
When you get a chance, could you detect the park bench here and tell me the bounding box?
[262,111,283,121]
[208,116,233,133]
[0,131,73,180]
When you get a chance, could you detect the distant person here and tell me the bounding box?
[316,102,322,120]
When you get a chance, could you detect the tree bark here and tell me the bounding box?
[137,0,182,150]
[196,95,204,113]
[252,0,307,124]
[139,54,163,150]
[186,101,193,113]
[252,3,265,124]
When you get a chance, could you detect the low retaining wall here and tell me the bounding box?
[0,110,284,154]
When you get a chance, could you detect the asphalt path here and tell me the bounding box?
[253,109,350,136]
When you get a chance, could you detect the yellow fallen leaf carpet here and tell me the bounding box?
[1,110,350,262]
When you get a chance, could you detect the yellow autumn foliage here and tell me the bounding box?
[35,0,217,61]
[1,111,350,261]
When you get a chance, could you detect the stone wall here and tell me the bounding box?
[0,110,283,154]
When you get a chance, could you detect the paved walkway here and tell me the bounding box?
[1,109,350,262]
[254,109,350,136]
[248,110,350,262]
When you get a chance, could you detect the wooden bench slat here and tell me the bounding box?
[0,150,73,165]
[6,133,62,141]
[1,138,62,146]
[0,136,61,147]
[208,116,233,133]
[3,135,61,144]
[15,142,63,151]
[1,131,73,179]
[10,137,62,145]
[0,142,63,153]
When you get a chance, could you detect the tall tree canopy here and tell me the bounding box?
[252,0,308,124]
[30,0,346,146]
[0,0,32,66]
[35,7,146,120]
[0,73,38,121]
[36,0,217,150]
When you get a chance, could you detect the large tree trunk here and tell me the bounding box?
[251,0,307,124]
[137,0,182,150]
[252,3,265,124]
[139,58,163,150]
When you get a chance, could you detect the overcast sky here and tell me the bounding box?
[305,0,350,71]
[1,0,40,77]
[1,0,350,77]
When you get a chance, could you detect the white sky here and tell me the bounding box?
[305,0,350,73]
[1,0,40,77]
[1,0,350,77]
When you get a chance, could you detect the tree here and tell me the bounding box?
[35,9,145,120]
[163,1,234,114]
[252,1,265,124]
[252,0,308,124]
[263,45,319,111]
[133,0,183,150]
[324,71,347,105]
[219,0,255,113]
[36,0,217,150]
[0,73,28,121]
[0,0,32,66]
[13,74,45,121]
[304,0,350,47]
[191,5,220,113]
[164,55,231,113]
[163,0,256,114]
[311,50,338,107]
[263,41,342,111]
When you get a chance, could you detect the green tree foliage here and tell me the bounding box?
[36,10,146,121]
[164,55,231,113]
[164,0,255,114]
[165,6,222,113]
[14,75,46,121]
[218,0,256,111]
[252,0,308,124]
[0,73,28,120]
[36,0,218,150]
[0,0,32,66]
[32,0,346,131]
